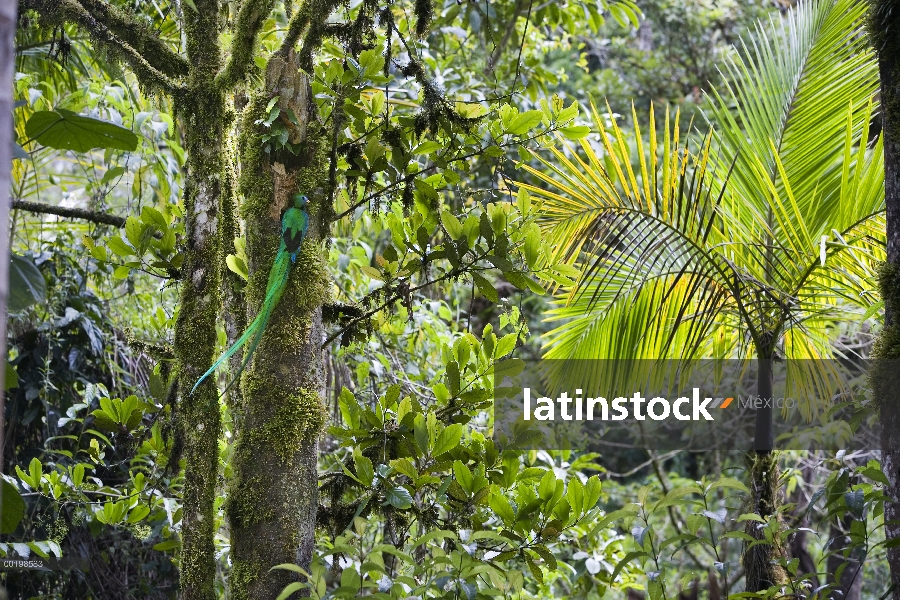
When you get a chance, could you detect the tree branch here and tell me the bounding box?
[21,0,185,93]
[275,0,341,60]
[12,199,127,227]
[275,0,313,58]
[215,0,277,90]
[77,0,189,77]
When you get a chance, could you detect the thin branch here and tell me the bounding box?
[488,0,526,69]
[21,0,185,93]
[12,199,127,228]
[510,0,534,94]
[215,0,278,90]
[649,450,719,566]
[333,121,565,221]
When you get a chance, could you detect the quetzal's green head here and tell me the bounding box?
[293,194,309,209]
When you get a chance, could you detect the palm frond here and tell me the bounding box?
[705,0,878,221]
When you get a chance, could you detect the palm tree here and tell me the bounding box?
[518,0,884,590]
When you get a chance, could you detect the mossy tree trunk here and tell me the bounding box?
[226,51,329,599]
[172,2,225,598]
[743,452,787,592]
[870,1,900,594]
[220,131,247,423]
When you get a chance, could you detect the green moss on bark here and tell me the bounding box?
[241,374,326,462]
[874,262,900,360]
[237,94,276,220]
[229,560,262,600]
[742,452,788,591]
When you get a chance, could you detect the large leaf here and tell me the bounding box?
[9,253,46,312]
[0,480,26,534]
[25,109,139,152]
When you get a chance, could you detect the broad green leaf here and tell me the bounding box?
[353,450,375,486]
[472,273,498,303]
[559,125,590,139]
[709,477,750,495]
[495,333,518,359]
[127,504,151,523]
[9,253,46,312]
[0,481,26,534]
[453,460,474,494]
[140,206,168,230]
[414,141,442,155]
[107,236,135,257]
[384,486,413,509]
[441,210,463,239]
[507,110,543,135]
[29,458,42,493]
[226,254,249,281]
[844,489,865,517]
[537,470,556,502]
[490,490,516,523]
[413,414,429,454]
[73,464,85,487]
[25,109,139,152]
[432,423,463,456]
[275,582,307,600]
[390,458,417,479]
[412,529,457,547]
[101,166,125,184]
[5,361,18,391]
[153,540,182,551]
[566,477,584,516]
[611,550,648,581]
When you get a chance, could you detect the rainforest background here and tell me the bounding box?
[3,0,900,599]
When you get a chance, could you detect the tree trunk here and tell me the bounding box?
[869,2,900,596]
[0,3,17,600]
[220,126,247,424]
[226,52,328,599]
[0,0,16,477]
[172,2,225,598]
[744,357,787,592]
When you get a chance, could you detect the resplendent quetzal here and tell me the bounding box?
[192,194,310,395]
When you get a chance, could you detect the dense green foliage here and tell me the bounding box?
[3,0,897,599]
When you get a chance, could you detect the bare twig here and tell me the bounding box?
[12,199,127,228]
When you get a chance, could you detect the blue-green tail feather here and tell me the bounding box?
[191,244,292,395]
